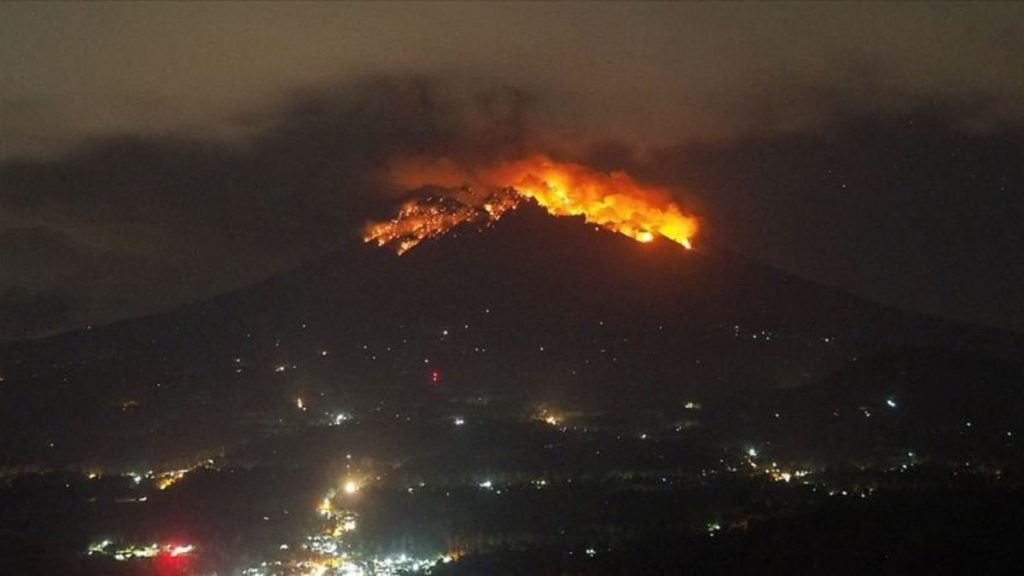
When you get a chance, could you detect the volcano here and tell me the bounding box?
[0,203,1020,467]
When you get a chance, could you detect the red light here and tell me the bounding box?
[430,370,441,385]
[155,548,191,575]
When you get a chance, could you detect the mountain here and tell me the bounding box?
[1,203,1021,468]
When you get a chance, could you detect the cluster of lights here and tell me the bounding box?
[151,459,215,491]
[155,468,189,491]
[87,540,194,561]
[536,408,565,427]
[767,468,811,483]
[743,445,812,483]
[242,475,458,576]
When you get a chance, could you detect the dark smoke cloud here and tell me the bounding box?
[644,96,1024,332]
[0,76,535,340]
[1,74,1022,340]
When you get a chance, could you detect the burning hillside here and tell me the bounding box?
[365,155,698,254]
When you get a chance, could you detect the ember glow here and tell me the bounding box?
[364,155,698,254]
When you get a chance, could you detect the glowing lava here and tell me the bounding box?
[364,155,697,254]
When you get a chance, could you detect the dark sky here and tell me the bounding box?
[1,1,1022,340]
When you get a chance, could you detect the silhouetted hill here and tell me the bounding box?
[1,204,1020,467]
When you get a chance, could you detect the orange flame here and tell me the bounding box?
[364,155,697,254]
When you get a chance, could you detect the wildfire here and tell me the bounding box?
[364,155,697,254]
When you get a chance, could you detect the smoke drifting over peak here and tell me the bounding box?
[2,71,1024,339]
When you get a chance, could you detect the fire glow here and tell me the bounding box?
[364,155,698,254]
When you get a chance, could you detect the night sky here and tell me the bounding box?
[1,1,1022,340]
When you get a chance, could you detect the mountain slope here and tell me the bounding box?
[1,204,1020,467]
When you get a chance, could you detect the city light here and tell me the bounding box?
[86,540,196,561]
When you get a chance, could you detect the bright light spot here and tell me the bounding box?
[87,540,113,555]
[886,398,897,408]
[296,397,306,411]
[169,544,194,557]
[318,497,333,517]
[343,481,360,495]
[453,417,465,426]
[747,447,758,458]
[585,547,598,557]
[479,480,493,490]
[637,231,654,243]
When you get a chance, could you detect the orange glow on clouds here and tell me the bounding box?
[364,155,698,254]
